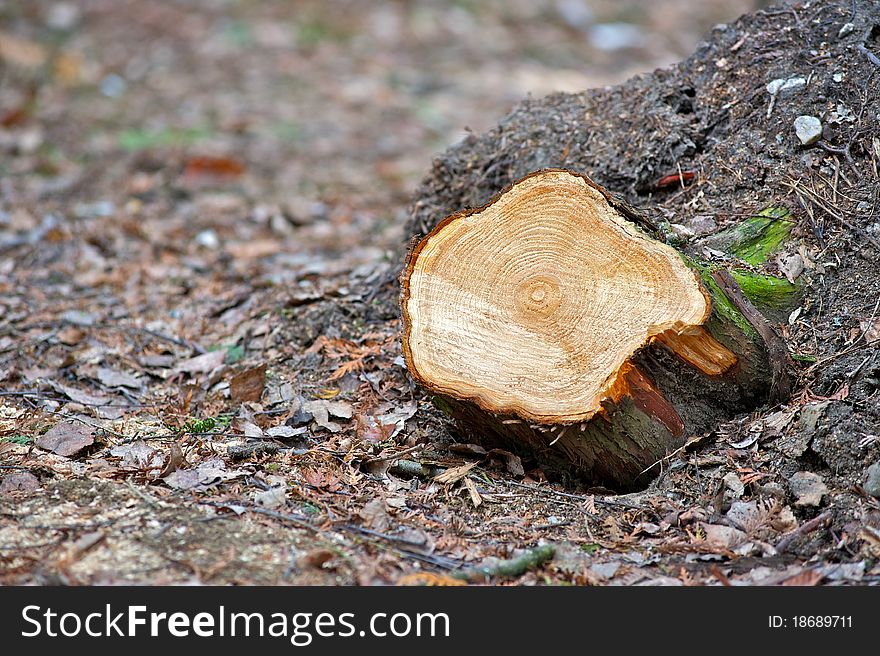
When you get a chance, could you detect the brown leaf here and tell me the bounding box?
[175,350,226,375]
[110,441,161,468]
[302,466,340,490]
[182,155,245,184]
[0,471,41,494]
[861,318,880,345]
[36,421,94,457]
[56,325,85,346]
[230,364,266,402]
[358,497,391,531]
[781,569,824,586]
[47,380,111,407]
[355,413,396,443]
[96,367,141,390]
[298,549,336,569]
[487,448,524,476]
[158,443,185,478]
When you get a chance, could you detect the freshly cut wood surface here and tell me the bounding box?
[401,169,716,423]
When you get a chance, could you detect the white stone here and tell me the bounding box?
[793,116,822,146]
[767,77,806,97]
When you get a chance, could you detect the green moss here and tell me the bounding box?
[727,207,793,265]
[730,269,801,318]
[118,126,212,151]
[1,435,31,445]
[689,261,758,338]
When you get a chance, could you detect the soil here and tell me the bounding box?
[1,0,879,586]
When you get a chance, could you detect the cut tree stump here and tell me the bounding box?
[401,169,790,491]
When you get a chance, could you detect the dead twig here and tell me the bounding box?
[816,140,861,180]
[197,500,318,533]
[362,444,422,465]
[505,480,645,510]
[858,43,880,69]
[452,544,556,582]
[775,511,833,553]
[789,180,880,252]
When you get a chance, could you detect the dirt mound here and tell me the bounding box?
[403,0,880,490]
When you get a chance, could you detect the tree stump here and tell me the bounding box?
[401,169,787,491]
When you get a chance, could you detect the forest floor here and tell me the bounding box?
[1,0,879,586]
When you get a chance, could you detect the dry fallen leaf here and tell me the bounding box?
[96,367,141,390]
[701,523,748,551]
[358,497,391,531]
[175,350,226,375]
[230,364,266,402]
[253,486,286,509]
[302,466,341,491]
[781,569,824,586]
[159,443,185,478]
[297,549,336,570]
[56,325,86,346]
[36,420,94,457]
[303,399,353,432]
[0,471,41,494]
[355,413,396,443]
[861,318,880,345]
[448,443,488,458]
[778,253,804,283]
[163,459,243,491]
[233,418,264,438]
[487,448,524,476]
[47,380,112,407]
[182,155,245,185]
[109,440,161,468]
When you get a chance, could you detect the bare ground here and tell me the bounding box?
[1,0,879,586]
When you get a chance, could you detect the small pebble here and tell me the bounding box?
[838,22,854,39]
[588,23,643,51]
[793,115,822,146]
[864,461,880,498]
[687,215,717,235]
[195,229,220,249]
[100,73,127,98]
[788,471,828,507]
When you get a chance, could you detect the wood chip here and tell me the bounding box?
[433,461,478,485]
